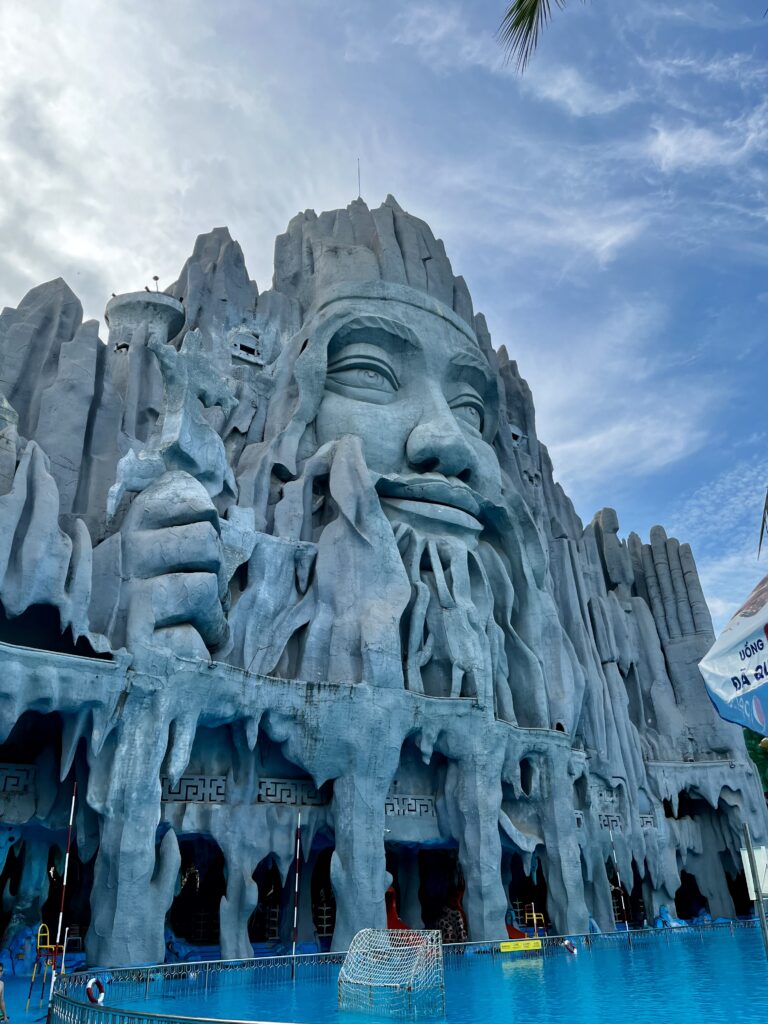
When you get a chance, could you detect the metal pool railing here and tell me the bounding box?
[442,917,759,965]
[50,994,284,1024]
[49,919,760,1024]
[54,950,346,1005]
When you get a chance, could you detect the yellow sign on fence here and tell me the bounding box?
[499,939,543,952]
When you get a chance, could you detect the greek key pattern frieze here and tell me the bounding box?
[385,795,437,818]
[161,775,227,803]
[0,764,35,795]
[257,778,326,806]
[598,812,623,832]
[639,813,656,830]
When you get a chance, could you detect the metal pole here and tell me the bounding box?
[47,781,77,1015]
[608,827,630,931]
[291,810,302,981]
[743,821,768,960]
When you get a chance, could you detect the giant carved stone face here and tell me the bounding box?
[234,280,548,727]
[314,297,504,544]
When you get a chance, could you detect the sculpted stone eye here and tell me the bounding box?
[360,368,385,384]
[451,397,484,431]
[327,355,399,392]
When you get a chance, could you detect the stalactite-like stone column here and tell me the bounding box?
[86,679,180,966]
[330,774,390,951]
[445,750,508,940]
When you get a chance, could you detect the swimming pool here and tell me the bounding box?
[52,925,765,1024]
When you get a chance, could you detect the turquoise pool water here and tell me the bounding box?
[111,929,765,1024]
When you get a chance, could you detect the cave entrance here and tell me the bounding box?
[248,857,284,945]
[40,841,93,948]
[629,861,647,926]
[0,837,24,943]
[663,789,711,821]
[722,853,751,917]
[168,836,225,947]
[674,870,709,921]
[418,848,467,942]
[0,602,111,659]
[0,710,62,769]
[606,860,630,927]
[310,848,336,951]
[505,850,549,933]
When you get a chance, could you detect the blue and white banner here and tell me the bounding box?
[699,575,768,736]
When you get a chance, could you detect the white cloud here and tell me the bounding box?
[506,298,721,516]
[420,147,652,274]
[0,0,392,319]
[393,3,632,118]
[666,457,768,631]
[640,52,768,90]
[626,1,757,31]
[393,3,501,75]
[646,103,768,172]
[550,398,711,493]
[523,66,635,117]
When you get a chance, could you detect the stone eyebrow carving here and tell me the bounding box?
[448,349,494,388]
[332,316,420,350]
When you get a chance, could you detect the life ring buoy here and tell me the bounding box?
[86,977,105,1005]
[562,939,578,956]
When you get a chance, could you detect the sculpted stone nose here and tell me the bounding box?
[406,405,477,482]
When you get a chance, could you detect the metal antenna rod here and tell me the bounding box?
[291,809,302,980]
[608,826,630,929]
[47,781,77,1017]
[357,157,361,199]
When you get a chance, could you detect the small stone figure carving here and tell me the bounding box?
[108,328,237,515]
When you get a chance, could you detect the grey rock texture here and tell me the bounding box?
[0,197,764,967]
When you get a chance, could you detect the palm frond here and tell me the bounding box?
[498,0,569,71]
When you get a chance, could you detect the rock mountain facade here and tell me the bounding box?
[0,197,764,965]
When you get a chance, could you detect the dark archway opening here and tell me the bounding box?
[0,837,24,941]
[310,848,336,951]
[629,860,647,926]
[519,758,535,798]
[169,836,225,946]
[624,665,652,732]
[573,774,588,811]
[418,848,466,941]
[722,854,751,917]
[385,846,400,905]
[663,790,711,821]
[0,603,111,659]
[506,850,548,932]
[674,870,709,920]
[248,858,283,944]
[40,843,93,946]
[0,710,62,765]
[606,860,630,927]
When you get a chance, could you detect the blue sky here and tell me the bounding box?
[0,0,766,628]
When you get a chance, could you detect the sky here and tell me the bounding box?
[0,0,766,629]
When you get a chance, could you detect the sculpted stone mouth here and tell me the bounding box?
[374,474,485,531]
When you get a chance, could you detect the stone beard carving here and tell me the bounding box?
[0,197,765,967]
[229,300,551,728]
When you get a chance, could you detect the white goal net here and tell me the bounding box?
[338,928,445,1019]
